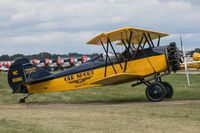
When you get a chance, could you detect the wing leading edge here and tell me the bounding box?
[87,27,169,45]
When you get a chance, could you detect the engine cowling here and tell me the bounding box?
[33,59,40,66]
[69,57,75,66]
[6,61,12,68]
[45,59,50,66]
[56,58,63,67]
[167,42,181,73]
[81,56,88,63]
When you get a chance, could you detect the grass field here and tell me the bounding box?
[0,72,200,132]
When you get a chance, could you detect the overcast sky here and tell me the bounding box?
[0,0,200,55]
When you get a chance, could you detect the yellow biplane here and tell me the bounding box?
[8,27,182,103]
[181,52,200,70]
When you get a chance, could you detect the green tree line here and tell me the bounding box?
[0,52,99,61]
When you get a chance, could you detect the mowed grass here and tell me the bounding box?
[0,72,200,133]
[0,104,200,133]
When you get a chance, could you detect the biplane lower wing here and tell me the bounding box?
[92,73,138,85]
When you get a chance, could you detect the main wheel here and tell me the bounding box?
[162,82,174,99]
[146,82,167,102]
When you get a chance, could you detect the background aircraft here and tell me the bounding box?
[180,52,200,70]
[0,61,12,72]
[0,56,90,72]
[183,52,200,71]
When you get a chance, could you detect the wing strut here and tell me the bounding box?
[141,33,157,73]
[126,31,135,54]
[122,31,133,72]
[101,41,117,77]
[148,33,155,47]
[142,39,147,49]
[121,40,129,72]
[108,38,123,69]
[143,33,152,48]
[131,36,144,60]
[121,33,144,73]
[157,35,161,47]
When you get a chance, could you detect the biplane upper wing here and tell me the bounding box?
[87,27,169,45]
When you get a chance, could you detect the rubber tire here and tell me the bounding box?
[146,82,167,102]
[162,82,174,99]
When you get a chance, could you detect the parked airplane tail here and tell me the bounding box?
[8,58,52,93]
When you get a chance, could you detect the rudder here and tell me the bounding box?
[8,58,51,93]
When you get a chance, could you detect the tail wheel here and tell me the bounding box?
[146,82,167,102]
[19,99,25,103]
[162,82,174,99]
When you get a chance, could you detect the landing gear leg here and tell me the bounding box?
[19,94,32,103]
[132,72,173,102]
[154,73,162,82]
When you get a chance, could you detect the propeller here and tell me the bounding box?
[180,35,190,86]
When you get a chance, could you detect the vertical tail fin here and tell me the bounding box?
[8,58,51,93]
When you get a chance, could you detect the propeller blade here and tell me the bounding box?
[184,55,191,86]
[180,35,184,53]
[180,35,185,57]
[180,35,190,86]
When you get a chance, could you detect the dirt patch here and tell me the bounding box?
[176,72,200,74]
[27,100,200,109]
